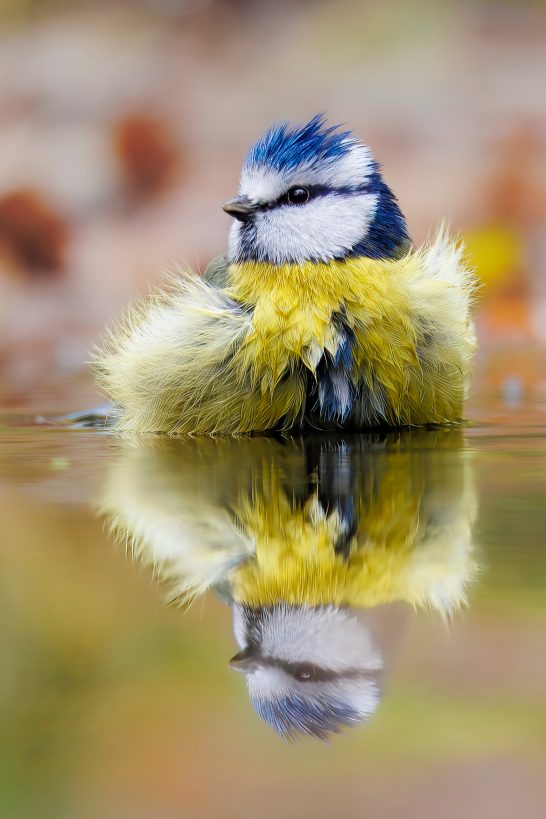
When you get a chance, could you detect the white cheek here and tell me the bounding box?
[232,603,248,649]
[253,193,379,263]
[228,220,242,261]
[260,606,383,672]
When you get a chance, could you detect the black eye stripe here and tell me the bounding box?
[255,182,375,212]
[254,653,378,682]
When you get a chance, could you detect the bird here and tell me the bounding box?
[101,431,478,738]
[94,113,477,434]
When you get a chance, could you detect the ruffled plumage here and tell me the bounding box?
[93,228,476,434]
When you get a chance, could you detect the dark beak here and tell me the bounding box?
[222,195,255,222]
[229,647,260,673]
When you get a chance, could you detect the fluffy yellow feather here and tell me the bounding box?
[93,229,476,434]
[100,432,477,614]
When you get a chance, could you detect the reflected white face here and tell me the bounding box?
[228,143,380,264]
[231,604,383,738]
[233,602,383,671]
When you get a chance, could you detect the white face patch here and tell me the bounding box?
[229,190,379,264]
[254,605,383,671]
[241,605,383,731]
[232,604,383,735]
[228,142,379,264]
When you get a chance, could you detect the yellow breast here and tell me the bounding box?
[227,243,475,426]
[228,256,413,386]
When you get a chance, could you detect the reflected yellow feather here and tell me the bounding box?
[229,444,476,611]
[100,432,477,615]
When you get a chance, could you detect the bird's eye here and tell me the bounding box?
[287,186,310,205]
[294,663,317,681]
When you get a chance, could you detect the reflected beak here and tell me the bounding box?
[229,647,259,673]
[222,195,255,222]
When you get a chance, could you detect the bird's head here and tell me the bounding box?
[224,114,410,265]
[230,603,383,740]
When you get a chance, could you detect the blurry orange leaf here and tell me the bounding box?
[113,113,180,202]
[0,189,68,276]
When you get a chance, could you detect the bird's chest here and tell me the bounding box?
[246,297,339,379]
[228,261,347,384]
[227,259,417,426]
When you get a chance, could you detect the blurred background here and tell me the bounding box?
[1,2,546,819]
[0,0,545,416]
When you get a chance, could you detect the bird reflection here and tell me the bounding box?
[101,431,477,739]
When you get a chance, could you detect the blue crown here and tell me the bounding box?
[251,690,363,740]
[244,114,354,173]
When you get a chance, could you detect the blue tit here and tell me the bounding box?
[101,432,478,738]
[93,115,477,434]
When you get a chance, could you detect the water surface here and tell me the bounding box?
[1,410,545,819]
